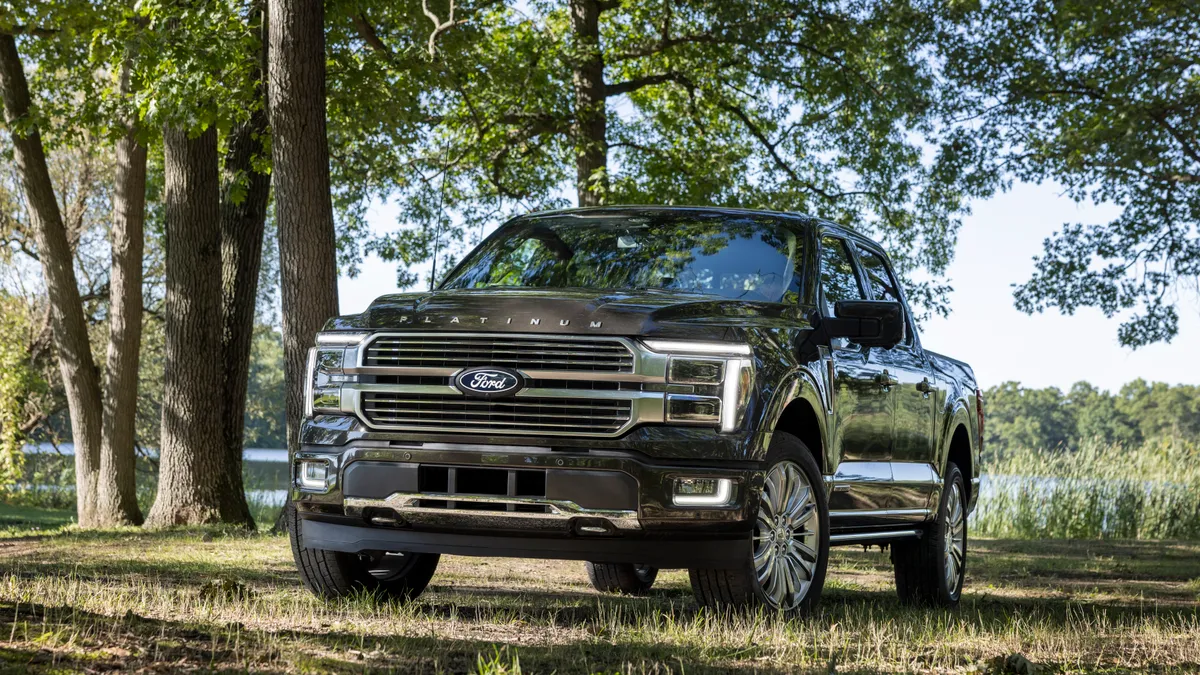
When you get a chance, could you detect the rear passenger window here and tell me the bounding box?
[819,237,865,315]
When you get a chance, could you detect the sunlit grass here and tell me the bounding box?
[1,520,1197,673]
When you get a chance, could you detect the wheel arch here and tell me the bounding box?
[937,398,979,509]
[756,367,831,473]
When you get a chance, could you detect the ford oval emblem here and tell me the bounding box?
[453,367,524,399]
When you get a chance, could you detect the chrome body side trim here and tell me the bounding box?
[829,529,922,544]
[829,508,931,519]
[344,493,642,531]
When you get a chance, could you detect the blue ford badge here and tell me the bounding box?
[454,367,524,398]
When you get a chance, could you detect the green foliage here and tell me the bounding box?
[941,0,1200,346]
[330,0,997,314]
[984,379,1200,456]
[975,437,1200,540]
[0,293,44,492]
[243,323,287,448]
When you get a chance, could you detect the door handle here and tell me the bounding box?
[874,370,899,389]
[916,377,933,396]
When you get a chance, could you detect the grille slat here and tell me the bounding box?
[362,392,632,434]
[365,400,629,412]
[364,335,634,372]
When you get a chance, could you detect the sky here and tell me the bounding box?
[338,182,1200,393]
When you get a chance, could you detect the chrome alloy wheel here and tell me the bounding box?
[944,482,966,590]
[753,460,820,611]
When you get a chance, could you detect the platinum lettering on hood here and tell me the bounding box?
[396,315,603,328]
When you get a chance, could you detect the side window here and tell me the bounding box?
[856,245,914,345]
[855,246,901,303]
[819,236,865,315]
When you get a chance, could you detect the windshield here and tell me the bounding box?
[440,212,804,303]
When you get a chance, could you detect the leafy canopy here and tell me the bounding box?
[329,0,996,315]
[942,0,1200,346]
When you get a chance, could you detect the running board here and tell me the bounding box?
[829,529,922,546]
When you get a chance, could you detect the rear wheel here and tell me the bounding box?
[286,504,439,600]
[689,432,829,615]
[585,562,658,595]
[891,462,967,607]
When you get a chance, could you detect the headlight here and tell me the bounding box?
[642,340,754,432]
[305,333,366,417]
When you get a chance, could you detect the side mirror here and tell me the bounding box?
[824,300,905,349]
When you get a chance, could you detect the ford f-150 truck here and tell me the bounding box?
[288,206,983,614]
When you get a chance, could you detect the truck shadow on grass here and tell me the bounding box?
[1,526,1199,673]
[0,598,810,675]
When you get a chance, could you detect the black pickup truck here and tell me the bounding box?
[288,206,983,614]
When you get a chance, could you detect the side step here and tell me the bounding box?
[829,529,922,546]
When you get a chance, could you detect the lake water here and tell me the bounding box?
[25,443,288,463]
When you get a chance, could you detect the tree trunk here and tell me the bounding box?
[217,42,271,528]
[0,34,104,526]
[96,58,147,527]
[268,0,341,458]
[145,125,226,528]
[570,0,608,206]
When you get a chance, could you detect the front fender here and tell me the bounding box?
[750,363,831,470]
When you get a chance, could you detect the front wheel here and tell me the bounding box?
[891,462,967,607]
[286,504,440,601]
[689,432,829,615]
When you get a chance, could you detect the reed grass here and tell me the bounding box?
[974,436,1200,540]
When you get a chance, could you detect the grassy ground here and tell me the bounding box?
[0,506,1197,673]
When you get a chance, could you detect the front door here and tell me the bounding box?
[819,236,893,513]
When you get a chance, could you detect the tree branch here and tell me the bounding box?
[607,72,689,97]
[0,25,58,38]
[422,0,467,58]
[352,11,393,58]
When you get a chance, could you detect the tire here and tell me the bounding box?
[689,432,830,615]
[891,461,967,608]
[286,504,440,601]
[585,562,658,595]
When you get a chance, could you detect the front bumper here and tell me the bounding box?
[293,439,762,569]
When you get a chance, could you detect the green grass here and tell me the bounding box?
[0,504,1197,673]
[0,504,74,537]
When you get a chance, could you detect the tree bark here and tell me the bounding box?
[217,16,271,527]
[268,0,341,458]
[570,0,608,206]
[96,58,146,526]
[145,125,226,528]
[0,34,104,526]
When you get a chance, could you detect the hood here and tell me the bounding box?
[324,287,805,340]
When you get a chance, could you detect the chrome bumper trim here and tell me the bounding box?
[344,492,643,531]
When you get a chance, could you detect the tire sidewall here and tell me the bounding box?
[935,463,967,604]
[749,432,831,615]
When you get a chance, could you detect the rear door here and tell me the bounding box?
[818,235,893,512]
[853,243,939,513]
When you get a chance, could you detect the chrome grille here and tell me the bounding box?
[364,335,634,372]
[362,392,633,434]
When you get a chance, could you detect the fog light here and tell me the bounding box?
[298,459,332,492]
[672,477,733,506]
